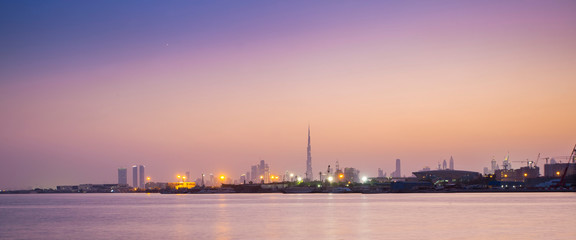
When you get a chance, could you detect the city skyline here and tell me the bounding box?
[1,1,576,190]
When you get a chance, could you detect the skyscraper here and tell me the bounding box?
[139,165,145,189]
[118,168,127,185]
[442,160,447,170]
[306,125,313,181]
[132,165,138,188]
[394,159,401,177]
[449,156,454,170]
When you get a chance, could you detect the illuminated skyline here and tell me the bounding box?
[1,1,575,189]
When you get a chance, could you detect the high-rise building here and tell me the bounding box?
[306,125,313,181]
[449,156,454,170]
[139,165,145,188]
[118,168,127,185]
[132,165,138,188]
[392,159,401,177]
[491,157,498,173]
[442,160,447,170]
[378,168,384,178]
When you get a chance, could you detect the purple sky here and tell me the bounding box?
[1,1,576,189]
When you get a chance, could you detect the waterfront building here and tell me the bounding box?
[413,169,482,183]
[132,165,138,188]
[117,168,127,185]
[544,162,576,178]
[139,165,145,189]
[494,166,539,182]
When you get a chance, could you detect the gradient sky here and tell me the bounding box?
[1,1,575,190]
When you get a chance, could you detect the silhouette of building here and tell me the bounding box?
[392,159,401,177]
[378,168,384,178]
[449,156,454,170]
[306,125,313,181]
[118,168,127,185]
[132,165,138,187]
[138,165,145,188]
[442,159,447,170]
[544,163,576,178]
[413,170,482,183]
[495,166,540,182]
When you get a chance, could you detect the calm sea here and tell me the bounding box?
[0,193,574,240]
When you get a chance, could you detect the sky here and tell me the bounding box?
[1,1,575,190]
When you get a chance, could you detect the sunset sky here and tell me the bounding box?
[1,1,575,189]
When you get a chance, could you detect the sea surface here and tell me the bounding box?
[0,192,574,240]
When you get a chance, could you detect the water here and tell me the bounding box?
[0,193,574,240]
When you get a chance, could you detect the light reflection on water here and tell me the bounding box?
[0,193,575,240]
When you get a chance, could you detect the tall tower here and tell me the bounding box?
[449,156,454,170]
[442,160,447,170]
[395,159,401,177]
[138,165,145,188]
[132,165,138,188]
[306,125,313,181]
[118,168,127,185]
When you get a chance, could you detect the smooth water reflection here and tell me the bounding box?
[0,193,574,240]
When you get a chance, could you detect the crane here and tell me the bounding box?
[556,144,576,188]
[512,160,535,168]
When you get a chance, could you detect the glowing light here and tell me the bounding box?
[220,175,225,180]
[328,176,333,182]
[260,175,264,179]
[523,173,528,177]
[361,176,368,182]
[556,171,561,176]
[338,174,344,179]
[297,177,302,182]
[290,173,294,177]
[504,174,508,178]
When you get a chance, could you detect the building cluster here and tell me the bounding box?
[46,127,574,193]
[117,165,146,189]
